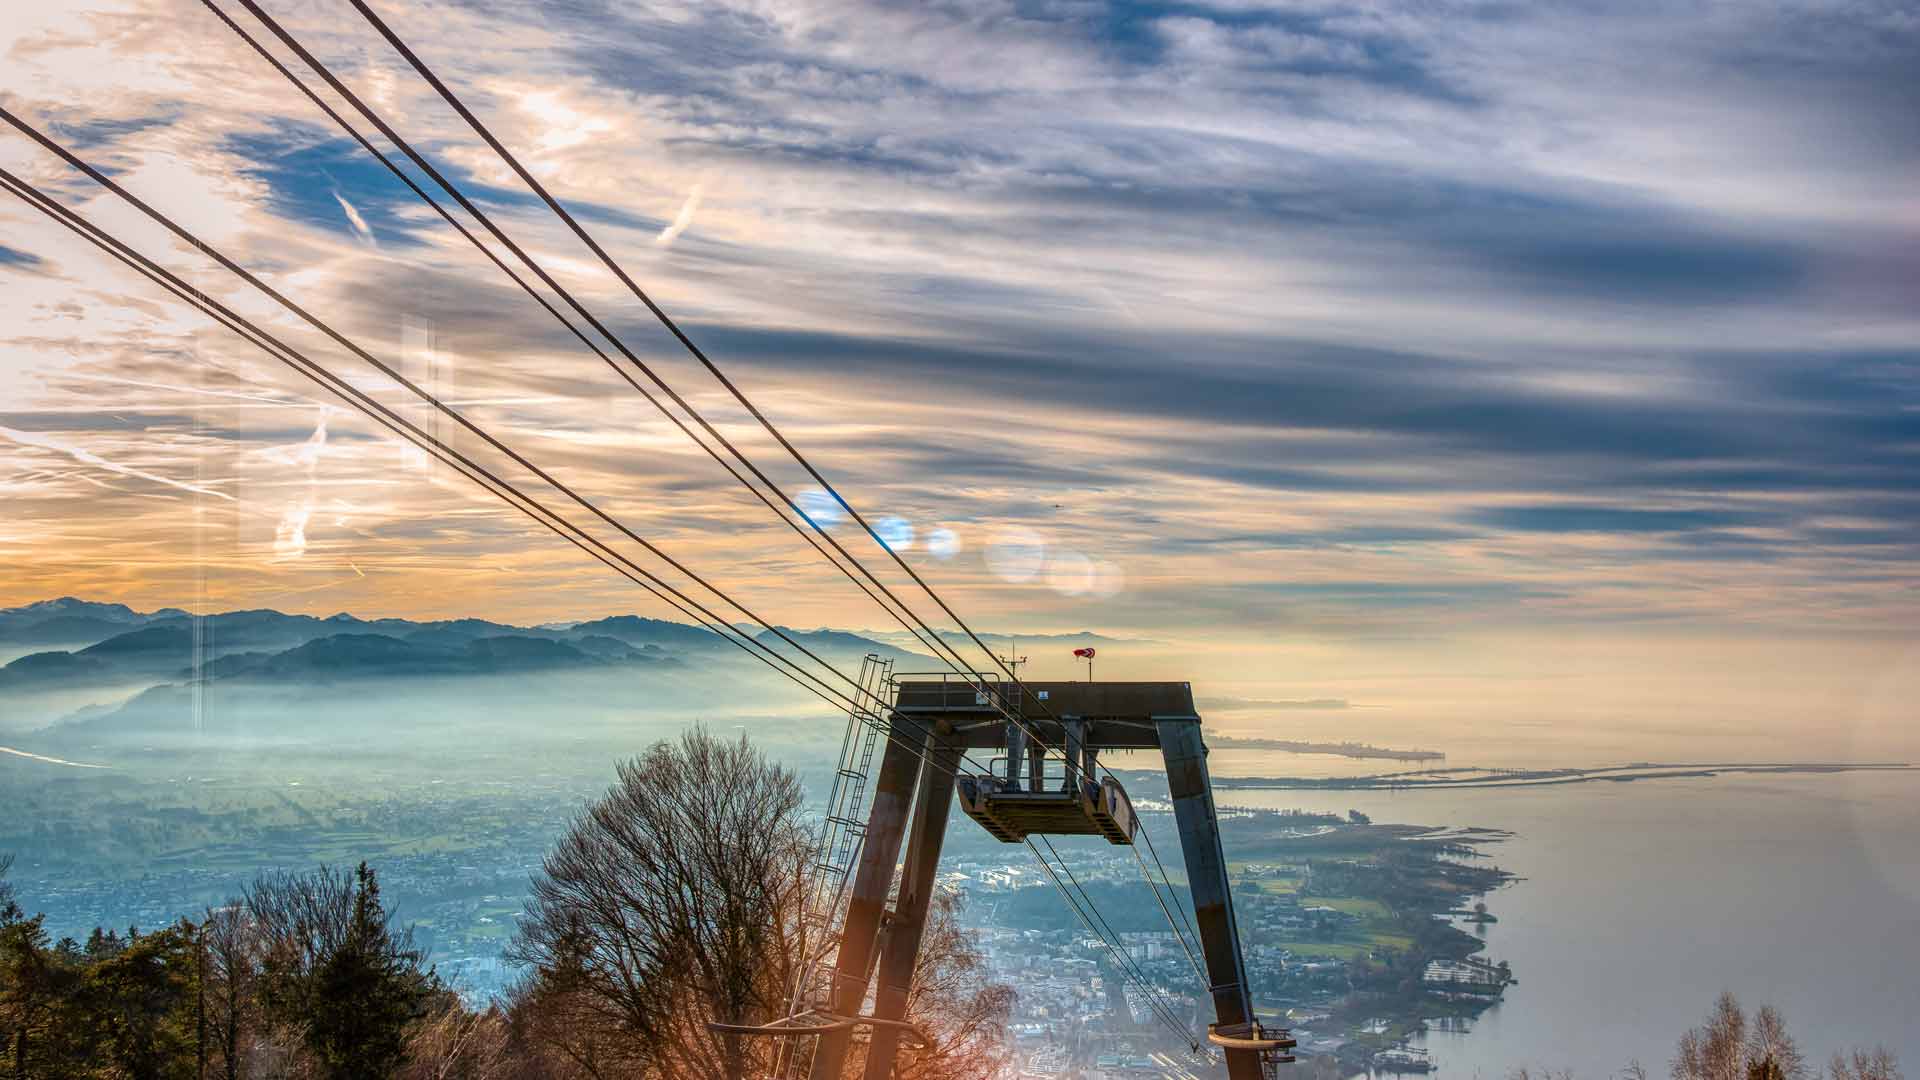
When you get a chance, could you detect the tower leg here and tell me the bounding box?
[1005,718,1025,789]
[809,716,928,1080]
[861,729,961,1080]
[1062,719,1086,792]
[1155,719,1263,1080]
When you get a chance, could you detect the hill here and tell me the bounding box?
[0,597,944,747]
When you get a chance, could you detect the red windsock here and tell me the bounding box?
[1073,647,1096,659]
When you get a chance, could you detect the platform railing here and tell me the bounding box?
[889,670,1023,714]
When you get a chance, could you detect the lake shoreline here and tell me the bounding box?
[1206,761,1915,791]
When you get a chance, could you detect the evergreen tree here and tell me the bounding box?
[84,928,124,962]
[0,910,83,1080]
[304,863,432,1079]
[81,924,198,1080]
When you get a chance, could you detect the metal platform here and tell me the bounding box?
[891,677,1200,750]
[1209,1021,1299,1071]
[956,774,1136,845]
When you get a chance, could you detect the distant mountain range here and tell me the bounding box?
[1,599,1185,757]
[0,597,953,741]
[0,597,193,647]
[0,602,684,689]
[0,598,943,686]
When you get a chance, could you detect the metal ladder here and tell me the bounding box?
[813,654,890,894]
[787,655,892,1026]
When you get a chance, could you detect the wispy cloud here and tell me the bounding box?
[271,410,330,560]
[1200,697,1354,711]
[0,0,1914,677]
[0,425,234,502]
[654,184,702,248]
[332,189,375,246]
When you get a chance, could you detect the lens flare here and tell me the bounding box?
[985,527,1047,583]
[927,527,962,560]
[795,488,844,527]
[1089,559,1125,599]
[876,515,915,551]
[1047,550,1094,595]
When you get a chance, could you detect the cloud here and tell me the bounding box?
[0,425,233,502]
[331,189,375,246]
[270,409,331,561]
[1199,696,1352,711]
[274,504,311,559]
[223,130,421,248]
[1471,505,1768,535]
[0,0,1915,655]
[653,184,703,248]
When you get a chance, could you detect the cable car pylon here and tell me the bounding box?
[737,674,1296,1079]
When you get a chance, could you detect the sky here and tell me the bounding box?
[1,0,1916,759]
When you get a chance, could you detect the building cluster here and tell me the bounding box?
[944,848,1379,1079]
[1422,956,1510,996]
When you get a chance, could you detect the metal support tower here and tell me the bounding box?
[1157,717,1264,1080]
[859,727,962,1079]
[806,713,926,1080]
[806,677,1291,1080]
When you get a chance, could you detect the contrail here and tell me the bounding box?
[653,184,702,248]
[258,571,368,600]
[333,189,376,244]
[0,425,235,500]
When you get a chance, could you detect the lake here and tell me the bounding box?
[1214,767,1920,1077]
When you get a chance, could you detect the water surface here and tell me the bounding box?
[1219,769,1920,1075]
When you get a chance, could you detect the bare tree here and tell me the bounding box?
[779,887,1012,1080]
[1673,995,1807,1080]
[509,729,1013,1080]
[1748,1005,1807,1080]
[510,728,811,1078]
[399,992,512,1080]
[505,953,646,1080]
[884,890,1014,1080]
[202,901,254,1080]
[247,864,356,1026]
[1674,993,1750,1080]
[243,863,356,1073]
[1828,1049,1902,1080]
